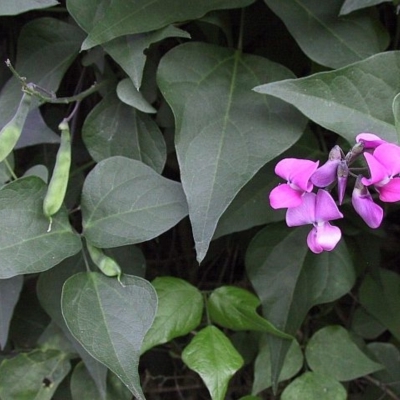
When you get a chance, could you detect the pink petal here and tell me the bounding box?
[352,184,383,228]
[356,133,386,149]
[372,143,400,175]
[377,178,400,202]
[361,152,388,186]
[307,223,342,253]
[269,184,303,209]
[311,159,340,187]
[315,189,343,223]
[286,192,316,226]
[275,158,319,192]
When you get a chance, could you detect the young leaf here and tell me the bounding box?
[81,156,188,248]
[0,275,23,349]
[158,42,306,262]
[254,52,400,144]
[252,336,303,394]
[281,372,347,400]
[0,177,81,279]
[264,0,389,69]
[82,95,166,173]
[208,286,293,339]
[0,349,71,400]
[61,272,157,400]
[0,0,59,16]
[67,0,255,50]
[182,326,244,400]
[246,223,355,389]
[116,79,156,114]
[141,277,203,354]
[359,269,400,341]
[305,325,383,381]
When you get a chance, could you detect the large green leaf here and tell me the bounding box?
[254,51,400,144]
[246,223,355,389]
[103,25,190,90]
[37,255,109,399]
[141,277,203,354]
[61,272,157,400]
[0,0,59,15]
[67,0,255,50]
[82,95,166,173]
[340,0,390,15]
[0,349,71,400]
[281,372,347,400]
[158,42,306,262]
[0,177,81,278]
[81,156,188,248]
[0,18,84,132]
[264,0,388,69]
[359,269,400,341]
[208,286,292,339]
[182,326,244,400]
[305,325,383,381]
[0,275,23,349]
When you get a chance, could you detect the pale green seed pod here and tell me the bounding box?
[0,92,32,162]
[86,241,122,279]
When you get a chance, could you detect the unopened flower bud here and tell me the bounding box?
[337,160,348,205]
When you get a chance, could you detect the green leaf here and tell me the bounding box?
[368,342,400,395]
[82,95,166,173]
[81,156,187,248]
[246,224,355,389]
[0,0,59,15]
[340,0,390,15]
[0,275,23,349]
[37,255,109,400]
[158,42,306,262]
[103,25,190,90]
[281,372,347,400]
[116,79,156,113]
[252,337,303,394]
[61,272,157,400]
[141,277,203,354]
[208,286,292,339]
[0,177,81,278]
[0,349,71,400]
[67,0,255,50]
[305,325,383,381]
[0,18,84,131]
[392,92,400,143]
[254,52,400,144]
[264,0,389,69]
[359,269,400,341]
[351,307,386,339]
[182,326,244,400]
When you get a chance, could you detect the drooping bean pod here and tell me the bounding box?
[0,92,32,163]
[43,119,71,231]
[86,241,123,282]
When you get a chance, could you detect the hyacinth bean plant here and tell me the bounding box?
[3,1,400,400]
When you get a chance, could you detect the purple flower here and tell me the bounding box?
[269,158,319,209]
[361,143,400,202]
[311,145,342,188]
[286,189,343,253]
[352,176,383,229]
[356,133,387,149]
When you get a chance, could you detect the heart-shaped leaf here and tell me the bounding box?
[61,272,157,400]
[254,51,400,144]
[141,277,203,354]
[182,326,244,400]
[208,286,293,339]
[81,156,188,248]
[305,325,383,381]
[0,176,81,278]
[264,0,389,69]
[158,42,306,262]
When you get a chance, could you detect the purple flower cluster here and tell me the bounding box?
[269,133,400,254]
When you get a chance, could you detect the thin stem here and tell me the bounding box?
[4,158,18,180]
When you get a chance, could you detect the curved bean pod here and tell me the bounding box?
[86,241,122,280]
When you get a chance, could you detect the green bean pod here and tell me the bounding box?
[43,119,71,229]
[86,241,122,279]
[0,92,32,162]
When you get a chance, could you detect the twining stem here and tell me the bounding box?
[4,158,18,180]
